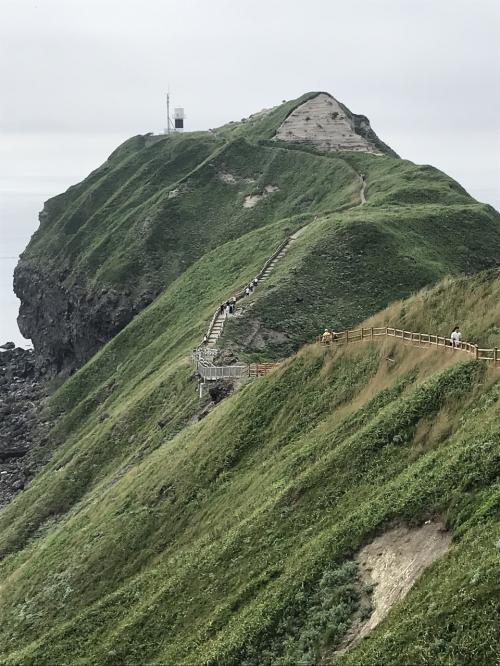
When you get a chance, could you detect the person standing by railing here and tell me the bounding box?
[321,329,333,344]
[450,326,462,348]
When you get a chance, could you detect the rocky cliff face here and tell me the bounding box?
[14,261,156,376]
[0,346,50,507]
[273,92,397,156]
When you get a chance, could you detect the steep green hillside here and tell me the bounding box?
[16,90,500,375]
[23,136,361,295]
[0,271,499,665]
[223,151,500,359]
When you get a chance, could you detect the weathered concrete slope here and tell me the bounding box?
[273,92,384,154]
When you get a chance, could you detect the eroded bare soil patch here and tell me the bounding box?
[337,521,451,655]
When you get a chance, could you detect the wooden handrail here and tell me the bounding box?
[316,329,499,368]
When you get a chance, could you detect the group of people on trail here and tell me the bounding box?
[202,278,261,346]
[220,297,237,318]
[216,278,260,321]
[245,277,259,297]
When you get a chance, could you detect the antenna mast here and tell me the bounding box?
[164,89,185,135]
[166,92,171,135]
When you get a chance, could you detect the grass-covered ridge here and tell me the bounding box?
[0,271,499,665]
[223,156,500,359]
[17,91,500,372]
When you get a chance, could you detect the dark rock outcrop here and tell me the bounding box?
[208,380,234,404]
[0,346,51,508]
[14,262,156,376]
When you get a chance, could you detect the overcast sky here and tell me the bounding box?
[1,0,499,202]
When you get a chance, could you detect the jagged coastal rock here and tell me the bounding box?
[14,260,154,376]
[0,346,49,507]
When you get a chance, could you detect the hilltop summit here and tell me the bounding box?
[13,91,498,373]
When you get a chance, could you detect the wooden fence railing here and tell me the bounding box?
[248,362,280,377]
[317,327,499,366]
[192,351,280,381]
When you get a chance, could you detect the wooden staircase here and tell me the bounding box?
[204,227,307,349]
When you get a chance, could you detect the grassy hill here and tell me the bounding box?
[222,151,500,359]
[0,270,499,665]
[4,91,500,664]
[16,90,500,373]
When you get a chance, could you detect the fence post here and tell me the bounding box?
[494,348,498,366]
[418,333,421,345]
[475,345,479,360]
[346,330,349,343]
[361,328,364,340]
[370,327,374,340]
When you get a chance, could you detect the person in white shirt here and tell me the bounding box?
[450,326,462,348]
